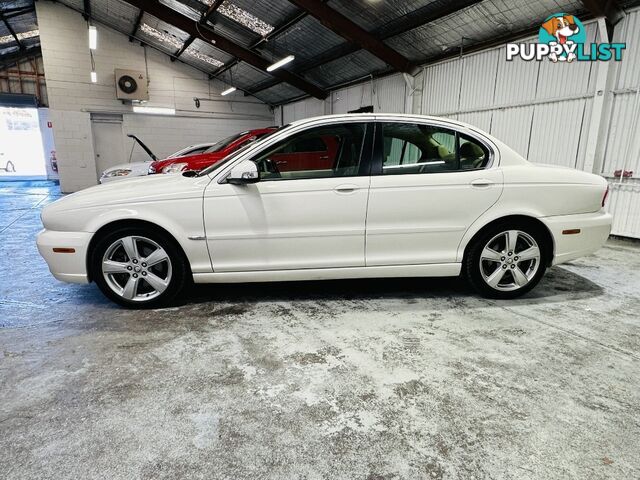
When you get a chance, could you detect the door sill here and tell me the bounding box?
[193,263,461,283]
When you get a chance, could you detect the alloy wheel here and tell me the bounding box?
[479,230,541,292]
[101,235,172,302]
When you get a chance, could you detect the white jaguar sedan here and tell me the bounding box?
[37,114,612,308]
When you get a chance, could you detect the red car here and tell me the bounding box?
[148,127,278,174]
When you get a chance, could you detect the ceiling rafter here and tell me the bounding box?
[0,45,41,69]
[129,9,144,41]
[0,10,26,50]
[286,0,415,74]
[246,0,484,96]
[2,6,35,20]
[581,0,624,38]
[173,0,223,60]
[82,0,91,21]
[120,0,327,99]
[209,9,308,79]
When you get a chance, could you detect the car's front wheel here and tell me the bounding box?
[465,222,548,299]
[91,227,189,308]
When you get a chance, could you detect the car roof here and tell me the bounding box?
[288,113,476,130]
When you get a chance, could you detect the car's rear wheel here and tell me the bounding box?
[91,227,189,308]
[465,222,548,299]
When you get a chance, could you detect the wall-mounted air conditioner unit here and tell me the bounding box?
[114,69,149,101]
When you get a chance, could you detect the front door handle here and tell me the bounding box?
[470,179,494,187]
[334,184,358,194]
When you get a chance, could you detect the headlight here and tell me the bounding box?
[102,168,132,178]
[162,162,188,174]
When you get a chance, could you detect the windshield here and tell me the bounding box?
[166,145,210,159]
[196,127,283,177]
[203,133,247,153]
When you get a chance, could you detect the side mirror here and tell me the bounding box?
[227,160,260,185]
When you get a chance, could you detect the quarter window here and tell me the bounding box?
[381,123,489,175]
[251,123,367,180]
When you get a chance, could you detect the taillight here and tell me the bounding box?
[602,186,609,207]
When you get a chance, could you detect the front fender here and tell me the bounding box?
[83,199,212,274]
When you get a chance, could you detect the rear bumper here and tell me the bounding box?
[541,211,612,265]
[36,229,92,284]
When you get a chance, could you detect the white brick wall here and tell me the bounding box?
[37,0,274,192]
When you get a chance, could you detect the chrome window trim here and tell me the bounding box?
[373,117,497,171]
[210,114,500,185]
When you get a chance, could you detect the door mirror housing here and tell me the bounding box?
[227,160,260,185]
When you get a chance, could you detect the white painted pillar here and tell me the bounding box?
[583,17,618,174]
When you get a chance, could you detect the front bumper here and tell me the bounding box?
[36,229,92,284]
[541,211,612,265]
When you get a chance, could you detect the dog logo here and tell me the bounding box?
[539,14,585,62]
[507,13,625,62]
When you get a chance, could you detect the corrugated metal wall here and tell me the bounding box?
[280,73,408,123]
[601,8,640,238]
[422,21,598,167]
[276,8,640,238]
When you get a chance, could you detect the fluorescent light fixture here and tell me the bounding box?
[221,87,237,96]
[266,55,294,72]
[90,71,97,83]
[89,25,97,50]
[132,106,176,115]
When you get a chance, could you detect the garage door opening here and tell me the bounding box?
[0,94,47,181]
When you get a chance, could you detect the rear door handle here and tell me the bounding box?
[470,179,494,187]
[334,184,358,194]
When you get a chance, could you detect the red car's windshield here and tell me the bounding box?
[196,127,284,177]
[203,132,247,153]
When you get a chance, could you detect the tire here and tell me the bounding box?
[464,221,549,299]
[91,226,189,308]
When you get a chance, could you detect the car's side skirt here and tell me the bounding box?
[192,263,461,283]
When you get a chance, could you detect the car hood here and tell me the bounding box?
[151,151,225,171]
[42,173,211,225]
[102,160,150,173]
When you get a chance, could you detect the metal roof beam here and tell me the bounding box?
[0,11,25,50]
[2,6,35,19]
[173,36,195,60]
[246,0,483,96]
[581,0,624,34]
[120,0,327,99]
[174,0,223,60]
[286,0,415,74]
[209,10,308,79]
[581,0,624,24]
[129,9,144,41]
[0,45,41,69]
[82,0,91,21]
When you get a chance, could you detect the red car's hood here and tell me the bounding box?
[150,151,226,173]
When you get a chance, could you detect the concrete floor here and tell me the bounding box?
[1,181,639,480]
